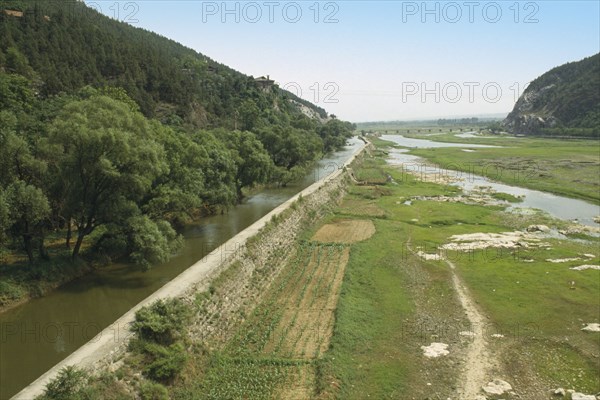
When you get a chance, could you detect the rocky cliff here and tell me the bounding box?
[503,53,600,135]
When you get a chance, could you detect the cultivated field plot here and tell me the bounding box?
[338,197,386,217]
[193,220,374,398]
[311,219,376,244]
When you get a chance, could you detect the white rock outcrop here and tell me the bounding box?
[481,379,512,396]
[581,323,600,332]
[421,342,449,358]
[570,265,600,271]
[571,393,596,400]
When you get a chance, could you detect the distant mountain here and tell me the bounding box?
[503,53,600,137]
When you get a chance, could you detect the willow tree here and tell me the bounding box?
[49,95,168,260]
[5,181,50,264]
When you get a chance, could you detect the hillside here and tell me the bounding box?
[0,0,328,126]
[503,53,600,137]
[0,0,354,270]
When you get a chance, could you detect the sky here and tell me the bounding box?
[86,1,600,122]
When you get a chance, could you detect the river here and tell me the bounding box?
[382,135,600,226]
[0,137,363,400]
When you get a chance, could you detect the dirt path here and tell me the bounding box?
[445,259,492,399]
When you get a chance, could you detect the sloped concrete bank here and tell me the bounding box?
[13,141,368,400]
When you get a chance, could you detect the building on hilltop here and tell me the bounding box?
[255,75,275,91]
[3,9,24,17]
[3,9,51,20]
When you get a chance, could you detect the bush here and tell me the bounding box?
[139,381,169,400]
[131,299,191,384]
[132,298,191,345]
[41,366,88,400]
[0,280,25,305]
[143,342,187,382]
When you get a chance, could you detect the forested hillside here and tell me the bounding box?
[503,53,600,137]
[0,0,331,125]
[0,0,354,279]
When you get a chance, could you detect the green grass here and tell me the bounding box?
[0,254,90,308]
[171,238,340,399]
[318,219,415,399]
[367,136,399,148]
[0,228,100,309]
[173,355,297,400]
[324,151,599,395]
[407,136,600,204]
[455,238,600,391]
[490,191,523,203]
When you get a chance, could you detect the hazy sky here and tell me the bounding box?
[86,1,600,122]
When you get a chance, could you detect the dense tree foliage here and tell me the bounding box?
[0,0,329,126]
[0,1,355,268]
[524,53,599,128]
[49,95,170,259]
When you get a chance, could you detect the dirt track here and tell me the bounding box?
[445,259,493,399]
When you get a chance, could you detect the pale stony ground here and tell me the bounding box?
[444,258,505,399]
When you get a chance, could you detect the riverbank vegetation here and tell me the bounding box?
[0,0,354,308]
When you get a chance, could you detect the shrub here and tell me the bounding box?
[490,192,523,203]
[41,366,88,399]
[0,280,25,305]
[139,381,169,400]
[132,298,191,345]
[143,342,187,382]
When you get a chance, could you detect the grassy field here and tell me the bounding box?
[172,233,360,399]
[325,144,599,398]
[396,131,600,204]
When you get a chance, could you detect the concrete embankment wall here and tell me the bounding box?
[13,141,368,400]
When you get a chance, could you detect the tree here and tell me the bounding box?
[5,181,50,264]
[216,129,274,197]
[125,216,183,269]
[143,126,207,226]
[255,126,321,171]
[238,99,260,131]
[318,119,354,152]
[0,111,47,188]
[488,122,503,134]
[49,96,168,259]
[5,47,35,79]
[0,73,35,114]
[290,114,317,131]
[191,131,238,210]
[0,189,14,247]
